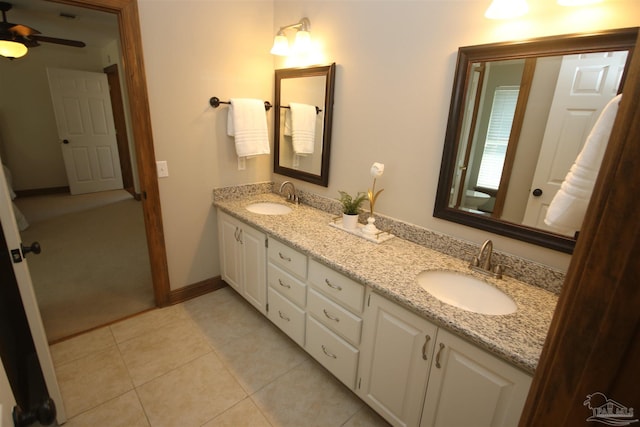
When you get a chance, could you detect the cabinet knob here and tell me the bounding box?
[323,309,340,323]
[321,345,337,359]
[278,252,292,262]
[435,343,445,368]
[278,311,290,322]
[422,335,431,360]
[325,278,342,291]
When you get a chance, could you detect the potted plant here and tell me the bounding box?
[338,191,367,229]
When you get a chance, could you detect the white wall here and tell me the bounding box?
[137,0,639,290]
[272,0,640,271]
[138,0,274,289]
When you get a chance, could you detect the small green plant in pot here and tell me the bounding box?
[338,191,366,229]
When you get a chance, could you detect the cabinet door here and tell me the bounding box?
[358,292,438,427]
[240,223,267,314]
[420,329,532,427]
[218,211,241,291]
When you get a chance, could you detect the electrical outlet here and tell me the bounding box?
[156,160,169,178]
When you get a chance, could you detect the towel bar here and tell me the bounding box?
[209,97,272,111]
[280,105,322,115]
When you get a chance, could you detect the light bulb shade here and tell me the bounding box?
[293,30,311,53]
[484,0,529,19]
[270,34,289,56]
[557,0,602,5]
[0,40,27,58]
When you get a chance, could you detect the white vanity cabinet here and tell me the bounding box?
[358,291,532,427]
[419,328,532,427]
[358,291,438,427]
[305,259,365,389]
[266,237,308,347]
[217,210,267,314]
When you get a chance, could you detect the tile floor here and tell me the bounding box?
[49,287,391,427]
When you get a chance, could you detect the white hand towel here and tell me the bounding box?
[283,109,292,137]
[289,102,317,156]
[544,94,622,233]
[227,98,270,158]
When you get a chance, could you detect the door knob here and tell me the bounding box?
[21,241,41,256]
[62,139,69,144]
[532,188,543,197]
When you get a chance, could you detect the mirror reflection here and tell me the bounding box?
[274,63,336,187]
[434,28,638,253]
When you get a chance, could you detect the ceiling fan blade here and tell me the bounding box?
[31,35,85,48]
[9,23,39,37]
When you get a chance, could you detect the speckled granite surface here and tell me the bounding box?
[213,187,559,374]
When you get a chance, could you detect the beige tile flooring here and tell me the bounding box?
[49,287,391,427]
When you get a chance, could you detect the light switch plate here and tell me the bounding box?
[156,160,169,178]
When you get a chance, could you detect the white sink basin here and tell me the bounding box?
[417,270,517,315]
[245,202,293,215]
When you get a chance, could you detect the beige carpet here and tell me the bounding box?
[17,192,154,342]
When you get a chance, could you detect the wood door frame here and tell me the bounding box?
[50,0,170,306]
[104,63,136,198]
[520,31,640,426]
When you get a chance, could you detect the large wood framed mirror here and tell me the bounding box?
[434,27,638,253]
[273,63,336,187]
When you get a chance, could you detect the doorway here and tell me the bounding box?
[2,0,170,341]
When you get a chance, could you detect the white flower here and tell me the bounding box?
[370,162,385,178]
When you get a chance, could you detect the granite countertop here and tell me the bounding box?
[214,192,558,375]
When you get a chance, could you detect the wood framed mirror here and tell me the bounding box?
[273,63,336,187]
[434,27,638,253]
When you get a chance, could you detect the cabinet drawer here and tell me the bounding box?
[267,287,305,347]
[268,238,307,280]
[308,260,364,313]
[268,263,306,308]
[305,316,359,390]
[307,288,362,346]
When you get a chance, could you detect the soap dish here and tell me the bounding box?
[329,218,395,244]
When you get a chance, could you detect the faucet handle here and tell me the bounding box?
[492,264,504,279]
[470,256,480,267]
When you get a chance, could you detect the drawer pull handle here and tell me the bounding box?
[278,311,290,322]
[323,309,340,322]
[278,252,292,262]
[422,335,431,360]
[321,345,337,359]
[325,279,342,291]
[435,343,445,368]
[278,279,291,289]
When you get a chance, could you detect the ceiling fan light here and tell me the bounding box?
[0,40,27,58]
[270,34,290,56]
[485,0,529,19]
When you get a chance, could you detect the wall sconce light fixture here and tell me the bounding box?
[270,17,311,56]
[484,0,529,19]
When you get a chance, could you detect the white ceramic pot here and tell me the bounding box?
[342,213,358,230]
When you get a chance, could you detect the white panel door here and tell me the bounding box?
[0,156,67,424]
[47,67,123,195]
[522,51,627,232]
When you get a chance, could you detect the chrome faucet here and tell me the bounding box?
[279,181,299,204]
[469,239,504,279]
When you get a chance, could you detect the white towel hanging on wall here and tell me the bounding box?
[544,94,622,233]
[227,98,270,158]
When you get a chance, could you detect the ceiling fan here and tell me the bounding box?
[0,1,85,59]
